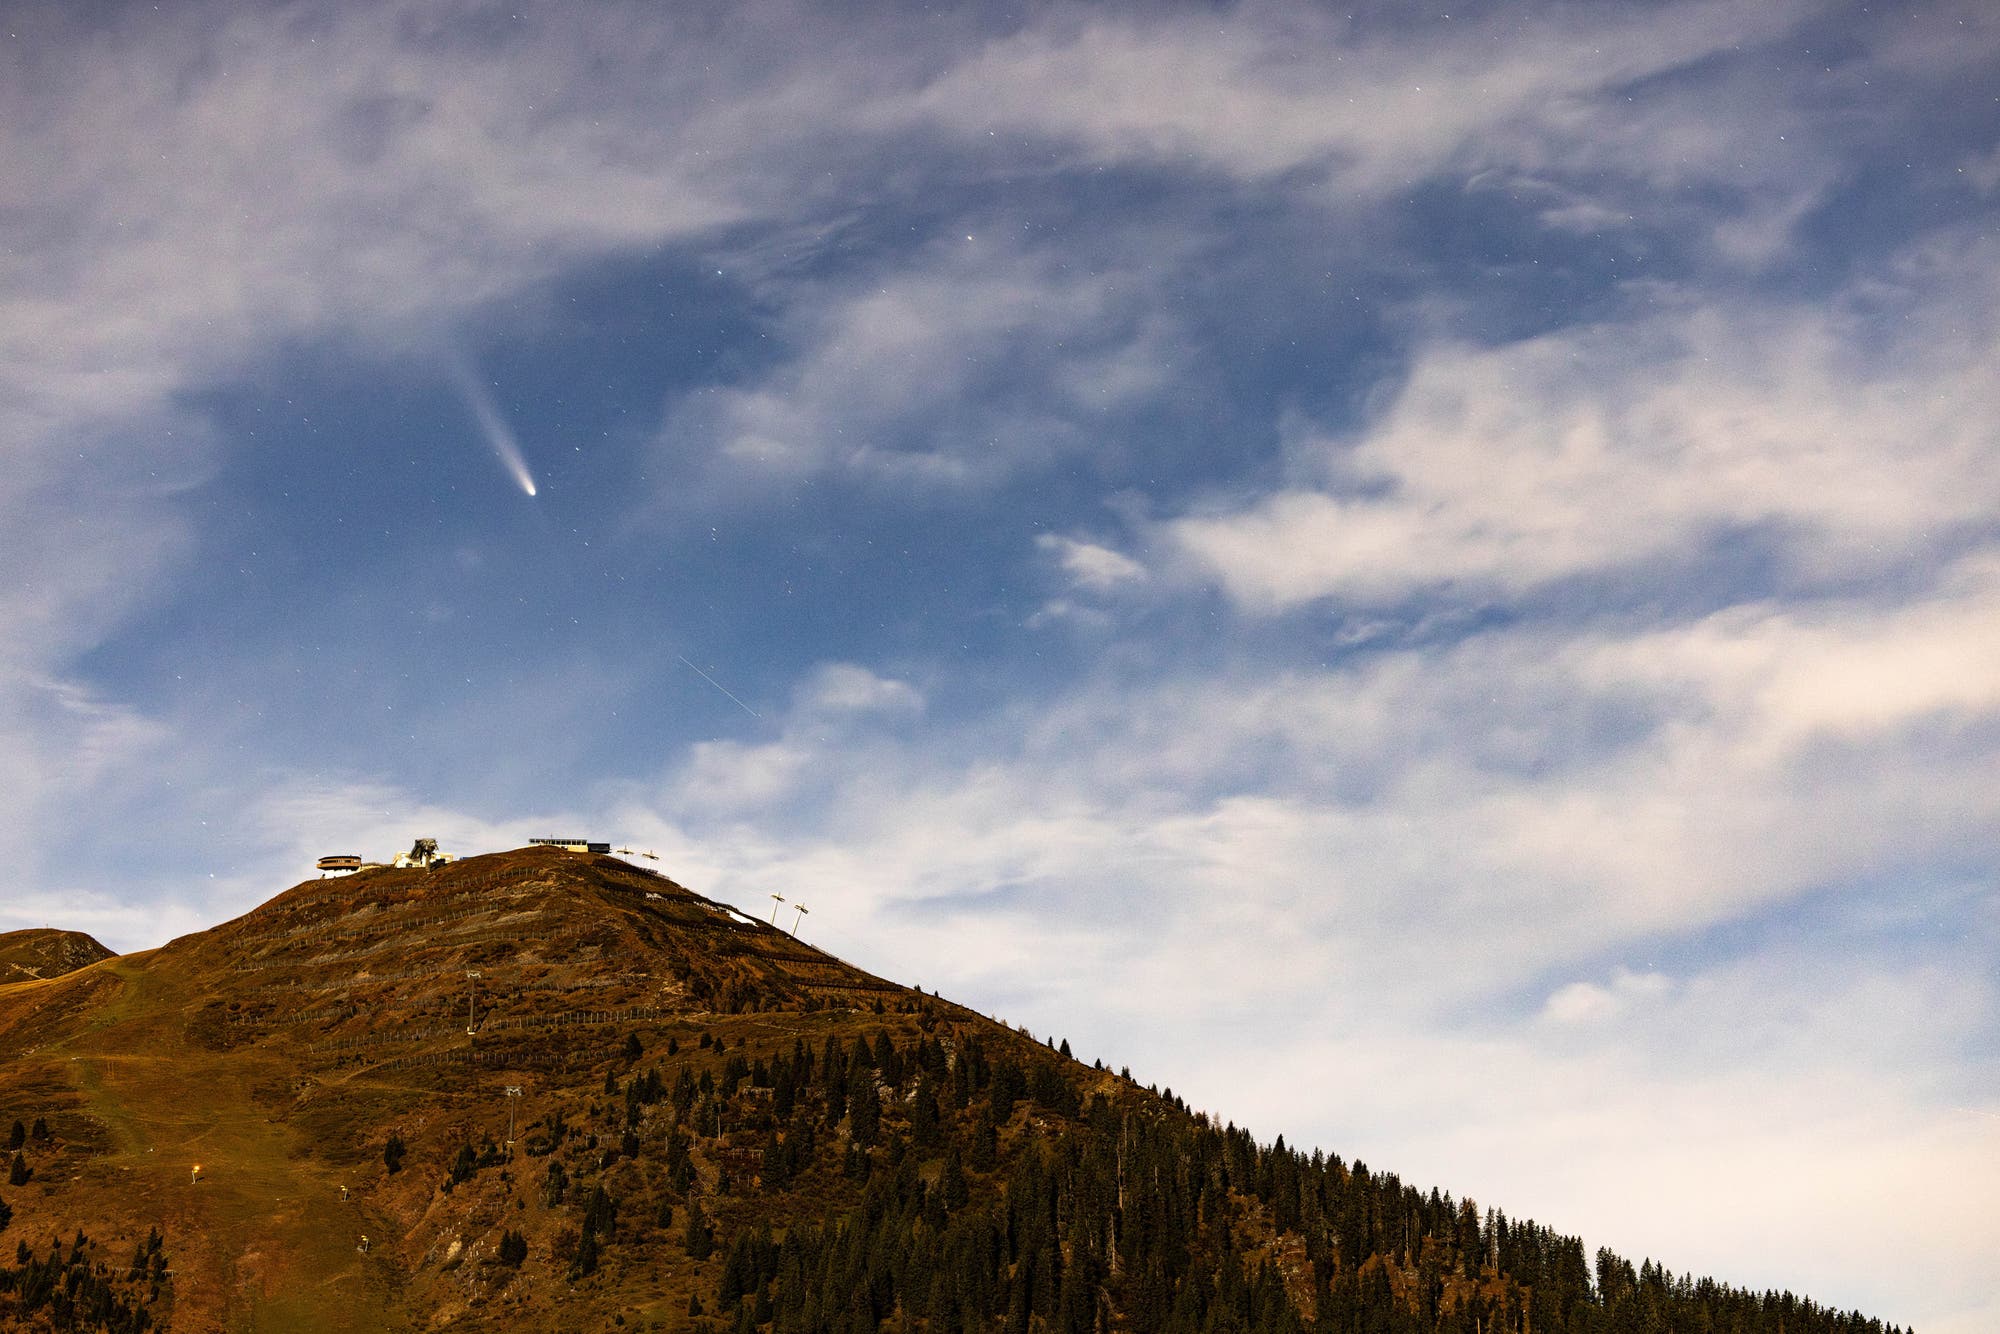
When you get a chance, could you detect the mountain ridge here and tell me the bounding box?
[0,848,1907,1333]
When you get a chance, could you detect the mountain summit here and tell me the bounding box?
[0,929,114,986]
[0,848,1905,1332]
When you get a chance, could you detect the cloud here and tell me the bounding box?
[894,0,1935,273]
[1541,969,1674,1026]
[0,2,759,451]
[1163,235,2000,610]
[634,0,1973,499]
[1577,554,2000,751]
[1038,534,1147,592]
[797,663,925,717]
[669,664,923,816]
[647,555,2000,1028]
[897,3,1810,190]
[663,233,1185,487]
[0,673,181,943]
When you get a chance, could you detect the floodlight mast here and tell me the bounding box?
[769,893,786,924]
[791,903,809,935]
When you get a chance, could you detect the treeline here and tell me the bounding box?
[0,1227,167,1332]
[513,1020,1904,1334]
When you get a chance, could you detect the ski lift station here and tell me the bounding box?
[528,836,611,854]
[313,839,454,878]
[313,837,623,879]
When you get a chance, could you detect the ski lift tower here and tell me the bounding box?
[503,1086,523,1159]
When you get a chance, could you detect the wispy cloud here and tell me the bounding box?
[1162,233,2000,610]
[897,3,1811,189]
[1038,534,1147,592]
[663,232,1187,488]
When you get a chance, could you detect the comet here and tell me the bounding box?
[446,354,539,497]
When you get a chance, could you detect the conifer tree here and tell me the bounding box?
[684,1197,715,1260]
[568,1226,599,1279]
[940,1146,970,1213]
[850,1078,882,1150]
[498,1229,528,1266]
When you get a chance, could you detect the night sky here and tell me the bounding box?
[4,2,1997,1327]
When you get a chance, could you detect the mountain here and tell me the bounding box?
[0,848,1905,1333]
[0,930,115,986]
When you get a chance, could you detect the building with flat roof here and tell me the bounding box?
[528,837,610,854]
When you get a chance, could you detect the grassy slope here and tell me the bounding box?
[0,848,950,1331]
[4,959,396,1329]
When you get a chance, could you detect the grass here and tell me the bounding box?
[7,956,398,1330]
[0,848,943,1331]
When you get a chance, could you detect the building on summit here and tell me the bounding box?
[314,838,452,878]
[529,837,611,854]
[394,838,451,869]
